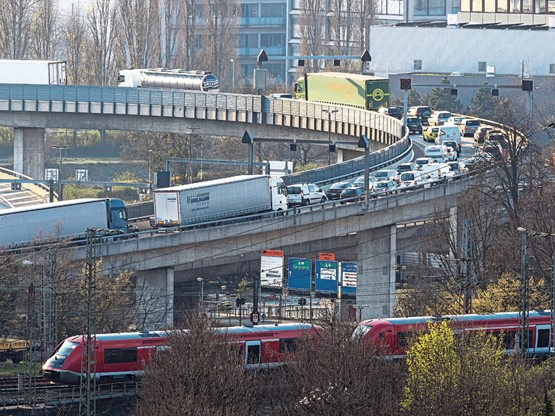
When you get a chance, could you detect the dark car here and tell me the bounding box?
[325,181,352,200]
[486,130,508,149]
[408,106,432,126]
[406,117,423,134]
[474,127,492,144]
[339,187,365,203]
[381,106,403,119]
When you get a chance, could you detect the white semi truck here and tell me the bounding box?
[0,198,129,248]
[0,60,66,85]
[153,175,288,227]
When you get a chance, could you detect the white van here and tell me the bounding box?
[420,162,451,181]
[424,144,450,163]
[435,126,461,153]
[398,171,429,190]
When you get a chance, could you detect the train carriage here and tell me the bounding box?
[43,323,322,384]
[353,310,553,358]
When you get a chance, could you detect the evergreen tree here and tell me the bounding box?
[425,77,463,113]
[467,88,501,119]
[408,89,424,107]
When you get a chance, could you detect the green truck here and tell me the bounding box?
[294,72,390,110]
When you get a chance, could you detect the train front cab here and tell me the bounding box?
[354,319,399,356]
[43,338,82,384]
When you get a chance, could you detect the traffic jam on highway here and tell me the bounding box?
[291,106,505,207]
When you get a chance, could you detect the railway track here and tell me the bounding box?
[0,377,139,412]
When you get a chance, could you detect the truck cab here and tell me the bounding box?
[107,199,130,232]
[270,177,288,211]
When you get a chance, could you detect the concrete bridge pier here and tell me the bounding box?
[135,266,174,330]
[13,127,45,179]
[356,225,397,321]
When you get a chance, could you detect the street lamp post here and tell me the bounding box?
[322,109,338,165]
[230,59,235,91]
[52,145,68,201]
[197,277,204,312]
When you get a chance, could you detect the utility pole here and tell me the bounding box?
[27,277,36,414]
[462,219,473,314]
[517,228,529,358]
[80,229,98,416]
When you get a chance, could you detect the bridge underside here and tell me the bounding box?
[130,217,437,329]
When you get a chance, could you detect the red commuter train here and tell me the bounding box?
[43,323,323,384]
[353,310,553,358]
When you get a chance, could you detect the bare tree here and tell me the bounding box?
[298,0,327,73]
[270,320,404,415]
[117,0,160,69]
[63,2,88,85]
[86,0,119,85]
[134,314,262,416]
[159,0,184,68]
[197,0,238,76]
[0,0,37,59]
[30,0,60,60]
[328,0,357,70]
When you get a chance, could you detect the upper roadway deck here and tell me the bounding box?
[0,84,404,178]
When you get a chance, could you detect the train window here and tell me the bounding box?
[397,332,409,348]
[537,329,550,348]
[279,338,299,353]
[351,325,372,341]
[104,347,138,364]
[247,345,260,364]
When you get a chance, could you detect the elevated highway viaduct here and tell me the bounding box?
[0,83,452,329]
[65,178,469,328]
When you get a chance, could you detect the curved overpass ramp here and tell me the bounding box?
[0,84,405,180]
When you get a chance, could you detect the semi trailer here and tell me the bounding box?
[0,198,129,248]
[294,72,390,110]
[0,60,66,85]
[153,175,288,227]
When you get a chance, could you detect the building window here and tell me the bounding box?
[415,0,428,14]
[414,60,422,71]
[478,61,487,72]
[241,3,258,17]
[261,33,286,48]
[497,0,508,12]
[472,0,483,11]
[485,0,495,12]
[451,0,461,12]
[549,0,555,12]
[260,3,286,17]
[535,0,546,13]
[509,0,520,12]
[550,64,555,74]
[239,34,258,48]
[414,0,446,14]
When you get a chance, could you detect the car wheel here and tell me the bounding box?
[321,196,326,203]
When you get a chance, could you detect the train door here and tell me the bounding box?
[245,341,261,368]
[534,325,551,355]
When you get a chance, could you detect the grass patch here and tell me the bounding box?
[0,361,41,377]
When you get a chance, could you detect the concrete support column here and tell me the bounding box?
[356,225,397,321]
[135,267,175,331]
[13,128,45,179]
